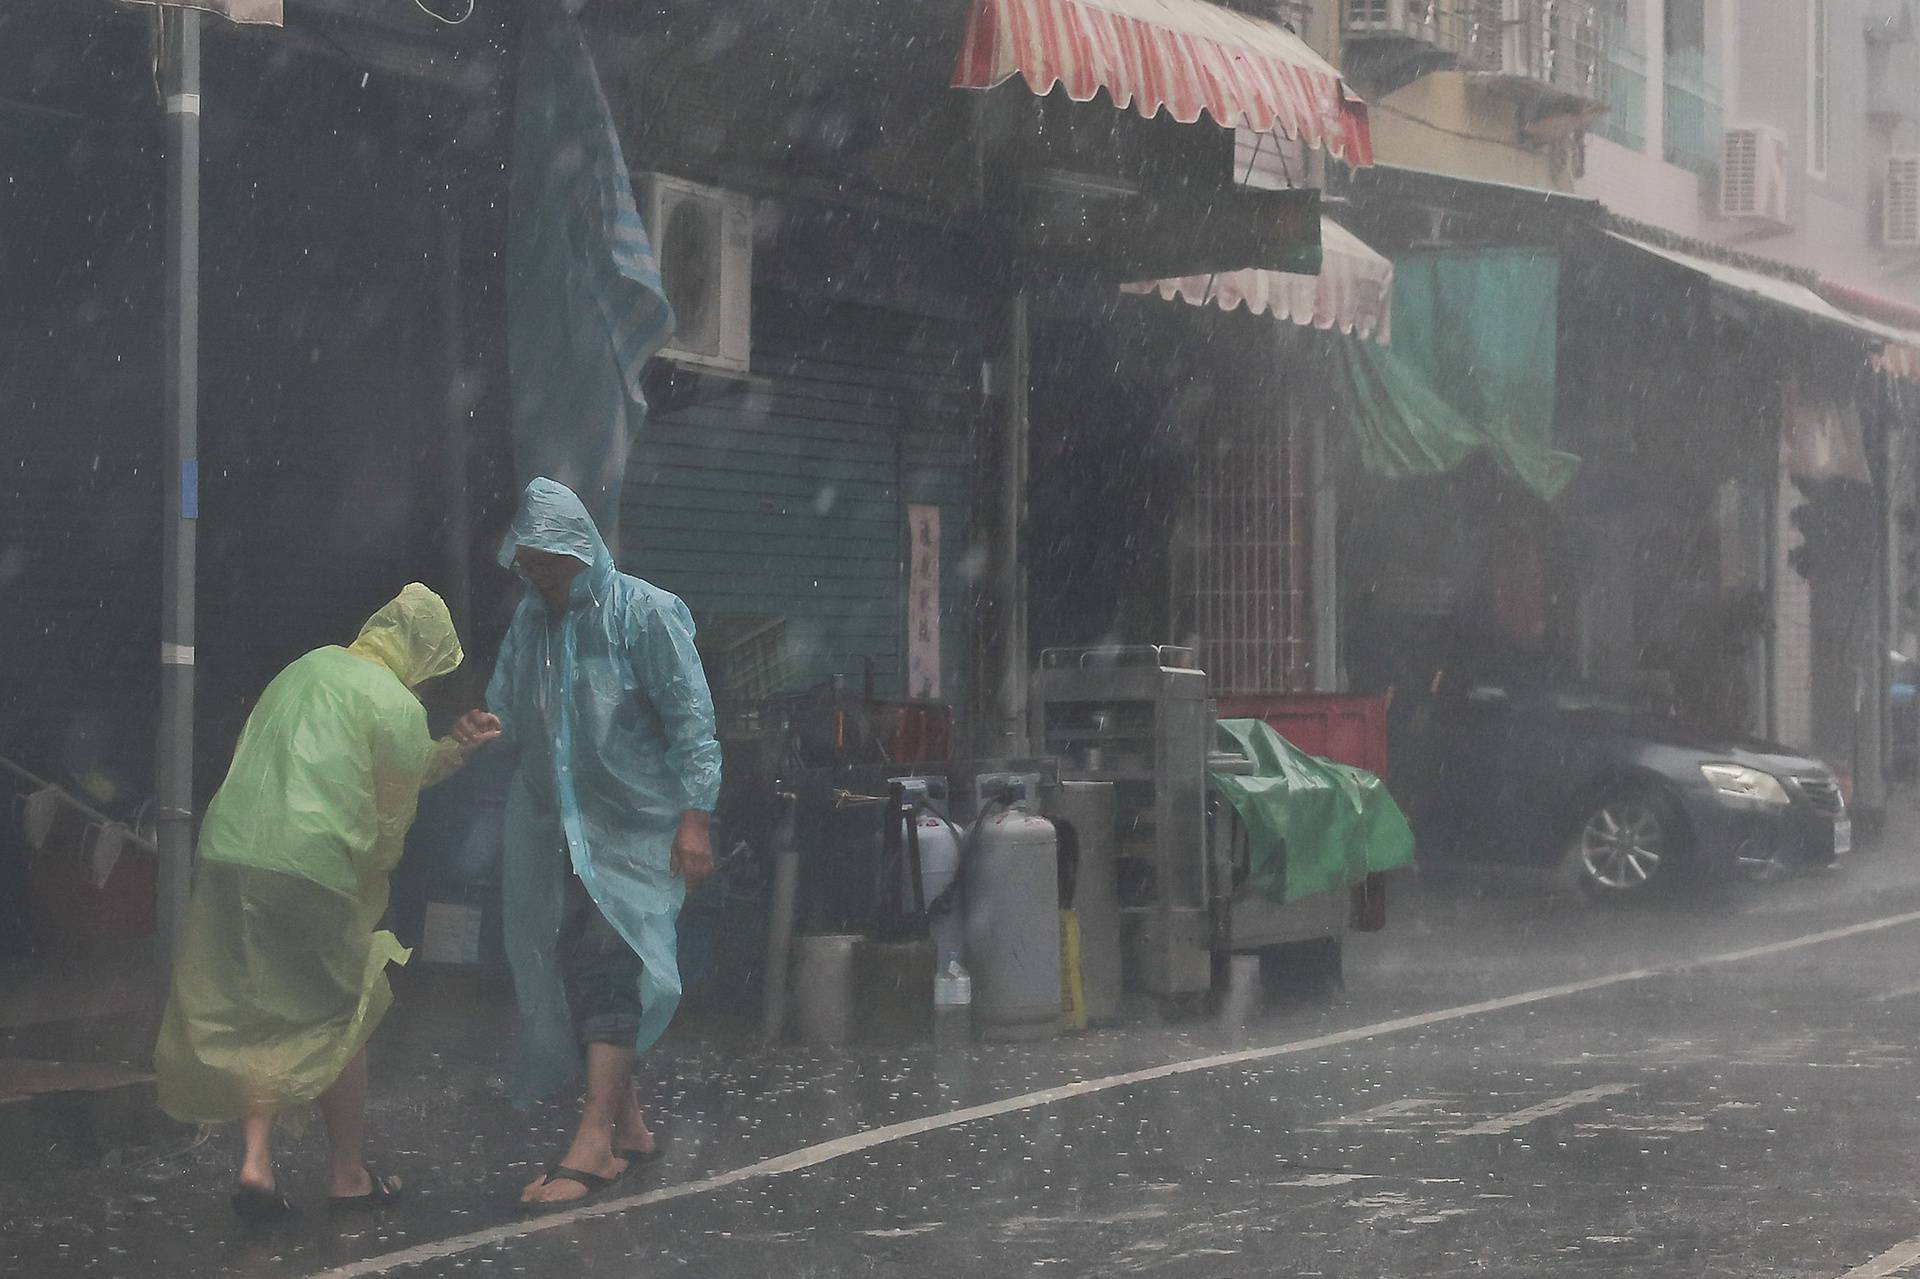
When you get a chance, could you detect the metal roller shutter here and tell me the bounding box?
[622,289,975,702]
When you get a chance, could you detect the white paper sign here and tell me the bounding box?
[906,505,941,699]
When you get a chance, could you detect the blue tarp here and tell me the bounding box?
[508,0,675,553]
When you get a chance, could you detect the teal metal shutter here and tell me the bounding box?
[621,290,973,702]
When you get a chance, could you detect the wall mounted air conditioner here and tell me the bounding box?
[635,173,753,375]
[1885,154,1920,248]
[1719,125,1792,227]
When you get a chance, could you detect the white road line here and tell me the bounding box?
[1447,1084,1633,1137]
[1869,981,1920,1004]
[314,906,1920,1279]
[1837,1235,1920,1278]
[1325,1097,1448,1126]
[1277,1172,1380,1188]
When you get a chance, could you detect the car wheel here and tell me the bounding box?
[1573,789,1679,894]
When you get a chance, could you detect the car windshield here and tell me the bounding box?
[3,2,1908,1276]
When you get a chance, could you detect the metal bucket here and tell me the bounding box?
[790,932,860,1046]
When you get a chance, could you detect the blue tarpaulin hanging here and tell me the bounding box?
[508,0,675,553]
[1335,250,1576,502]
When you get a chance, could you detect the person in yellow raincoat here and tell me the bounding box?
[153,584,501,1222]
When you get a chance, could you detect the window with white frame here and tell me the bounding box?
[1809,0,1829,177]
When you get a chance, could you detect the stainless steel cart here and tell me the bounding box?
[1031,646,1212,997]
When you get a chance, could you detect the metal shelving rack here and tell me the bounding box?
[1031,645,1212,997]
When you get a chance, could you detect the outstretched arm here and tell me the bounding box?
[423,710,504,787]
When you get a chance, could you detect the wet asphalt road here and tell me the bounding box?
[11,820,1920,1278]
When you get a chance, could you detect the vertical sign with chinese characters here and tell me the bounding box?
[906,504,941,699]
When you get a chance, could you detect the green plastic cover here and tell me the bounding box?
[1210,718,1415,905]
[1335,249,1577,501]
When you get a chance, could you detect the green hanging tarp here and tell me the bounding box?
[1210,718,1415,905]
[1336,249,1577,501]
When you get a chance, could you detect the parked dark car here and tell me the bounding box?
[1395,670,1849,894]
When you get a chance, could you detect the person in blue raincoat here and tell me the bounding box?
[486,478,722,1206]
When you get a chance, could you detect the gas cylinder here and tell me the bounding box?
[909,810,965,960]
[963,801,1062,1041]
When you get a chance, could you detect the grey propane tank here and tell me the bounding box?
[963,800,1062,1041]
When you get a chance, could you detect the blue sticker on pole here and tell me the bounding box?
[182,460,199,520]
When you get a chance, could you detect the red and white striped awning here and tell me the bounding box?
[951,0,1373,166]
[1122,217,1394,343]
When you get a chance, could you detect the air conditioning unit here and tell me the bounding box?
[1719,125,1792,226]
[1344,0,1452,44]
[1885,154,1920,248]
[635,173,752,375]
[1345,0,1398,31]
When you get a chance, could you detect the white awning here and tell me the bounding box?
[1606,231,1914,347]
[1121,217,1394,343]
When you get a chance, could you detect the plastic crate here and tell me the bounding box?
[699,615,788,704]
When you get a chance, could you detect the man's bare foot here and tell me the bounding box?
[519,1150,628,1205]
[236,1168,276,1195]
[330,1166,394,1198]
[612,1080,656,1156]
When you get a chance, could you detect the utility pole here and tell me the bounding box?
[996,291,1032,756]
[156,5,203,966]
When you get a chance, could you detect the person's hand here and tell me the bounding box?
[670,811,714,884]
[451,709,503,756]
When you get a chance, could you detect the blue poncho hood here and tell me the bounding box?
[498,476,606,573]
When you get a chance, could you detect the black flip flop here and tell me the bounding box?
[520,1163,625,1213]
[232,1183,300,1224]
[330,1171,404,1213]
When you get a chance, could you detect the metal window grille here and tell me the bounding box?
[1187,428,1311,696]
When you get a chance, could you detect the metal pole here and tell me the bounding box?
[759,792,800,1046]
[440,195,473,665]
[156,6,203,967]
[997,292,1031,755]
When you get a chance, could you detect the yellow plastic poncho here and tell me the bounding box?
[153,584,466,1125]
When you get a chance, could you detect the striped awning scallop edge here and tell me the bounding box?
[951,0,1372,166]
[1121,216,1394,343]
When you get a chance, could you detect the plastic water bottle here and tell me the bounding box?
[933,950,972,1048]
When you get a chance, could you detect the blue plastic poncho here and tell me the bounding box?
[154,584,466,1125]
[487,479,722,1104]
